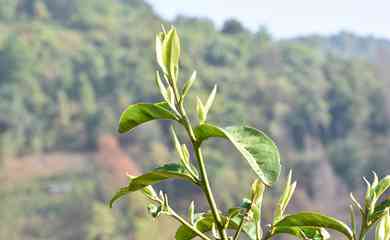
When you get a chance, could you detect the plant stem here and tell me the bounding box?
[194,143,229,240]
[177,101,229,240]
[232,215,245,240]
[170,208,212,240]
[357,211,368,240]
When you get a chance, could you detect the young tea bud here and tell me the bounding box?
[196,97,206,124]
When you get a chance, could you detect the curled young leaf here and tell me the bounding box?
[194,124,281,186]
[109,164,197,207]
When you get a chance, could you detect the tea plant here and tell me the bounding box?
[110,26,390,240]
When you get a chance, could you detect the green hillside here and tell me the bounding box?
[0,1,389,239]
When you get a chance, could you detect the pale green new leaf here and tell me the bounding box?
[109,164,195,207]
[274,170,297,223]
[194,124,281,186]
[274,212,353,240]
[118,102,177,133]
[162,28,180,79]
[196,97,206,124]
[155,71,168,101]
[155,35,166,73]
[204,85,217,115]
[182,71,197,99]
[170,127,184,160]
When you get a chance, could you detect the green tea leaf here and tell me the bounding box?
[118,102,177,133]
[109,186,131,208]
[109,164,195,207]
[194,124,281,186]
[127,164,196,191]
[274,212,353,240]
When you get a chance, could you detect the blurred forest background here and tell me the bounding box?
[0,0,389,239]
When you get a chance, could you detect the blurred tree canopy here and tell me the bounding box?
[0,0,389,239]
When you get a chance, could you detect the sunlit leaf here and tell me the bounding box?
[194,124,281,186]
[118,102,177,133]
[274,212,353,240]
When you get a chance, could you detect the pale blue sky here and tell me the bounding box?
[146,0,389,39]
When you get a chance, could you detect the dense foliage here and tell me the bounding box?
[0,0,389,239]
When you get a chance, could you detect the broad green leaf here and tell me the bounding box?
[273,227,330,240]
[175,213,257,240]
[127,163,196,191]
[194,124,281,186]
[109,164,195,207]
[371,198,390,223]
[274,212,353,240]
[118,102,177,133]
